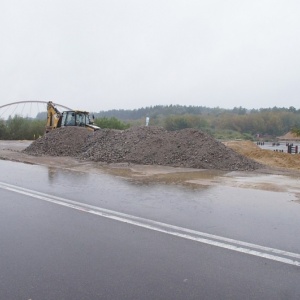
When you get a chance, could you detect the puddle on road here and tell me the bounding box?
[1,159,300,254]
[2,154,300,197]
[61,161,300,198]
[104,167,226,189]
[225,174,300,194]
[2,159,300,252]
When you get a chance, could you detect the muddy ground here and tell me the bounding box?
[1,135,300,197]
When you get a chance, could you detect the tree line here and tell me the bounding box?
[0,115,130,140]
[94,105,299,120]
[1,105,300,140]
[0,116,45,140]
[158,110,300,140]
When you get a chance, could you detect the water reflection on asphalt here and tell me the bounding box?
[1,159,300,253]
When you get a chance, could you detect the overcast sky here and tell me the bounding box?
[1,0,300,112]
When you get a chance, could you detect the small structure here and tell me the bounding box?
[287,144,298,154]
[277,131,300,154]
[145,117,150,126]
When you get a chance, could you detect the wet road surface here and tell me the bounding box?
[1,160,300,299]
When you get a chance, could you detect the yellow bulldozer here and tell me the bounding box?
[46,101,100,133]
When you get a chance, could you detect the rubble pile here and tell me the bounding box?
[23,127,92,157]
[24,126,262,171]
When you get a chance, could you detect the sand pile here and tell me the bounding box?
[23,126,262,171]
[224,140,300,170]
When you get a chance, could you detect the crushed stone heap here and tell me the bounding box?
[23,127,91,157]
[23,126,262,171]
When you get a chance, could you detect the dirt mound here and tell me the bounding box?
[24,126,262,171]
[23,127,92,156]
[277,131,300,141]
[224,140,300,170]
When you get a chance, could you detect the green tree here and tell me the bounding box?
[0,119,8,139]
[94,117,130,130]
[164,116,190,131]
[292,128,299,136]
[5,116,45,140]
[164,115,208,131]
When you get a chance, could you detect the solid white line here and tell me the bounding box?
[1,182,299,259]
[1,181,300,267]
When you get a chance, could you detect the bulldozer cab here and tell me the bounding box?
[61,111,92,127]
[46,101,100,132]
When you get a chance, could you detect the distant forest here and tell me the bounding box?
[93,105,300,140]
[1,105,300,140]
[94,105,300,120]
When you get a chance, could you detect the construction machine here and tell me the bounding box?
[46,101,100,133]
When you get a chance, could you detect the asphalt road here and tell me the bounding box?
[1,160,300,299]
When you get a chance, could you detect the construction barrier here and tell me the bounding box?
[287,144,298,154]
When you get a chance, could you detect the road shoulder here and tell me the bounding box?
[1,140,300,198]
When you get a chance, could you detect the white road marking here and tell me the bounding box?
[1,181,300,267]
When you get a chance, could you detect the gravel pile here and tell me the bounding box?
[23,126,262,171]
[23,127,92,157]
